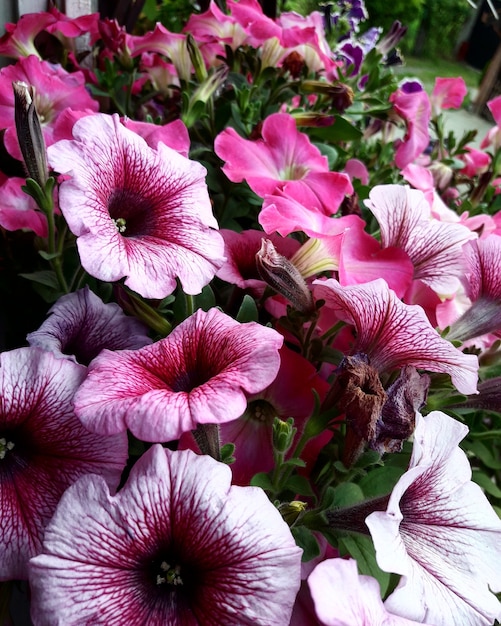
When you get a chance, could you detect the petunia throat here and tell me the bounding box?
[0,437,15,460]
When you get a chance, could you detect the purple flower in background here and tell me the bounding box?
[73,307,283,442]
[27,286,152,366]
[48,113,225,299]
[29,445,302,625]
[0,347,128,581]
[366,410,501,626]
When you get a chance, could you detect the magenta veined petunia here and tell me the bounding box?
[47,112,225,299]
[73,307,284,442]
[29,445,303,625]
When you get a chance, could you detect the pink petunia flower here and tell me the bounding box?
[389,86,431,169]
[29,444,302,625]
[73,307,284,442]
[214,112,353,213]
[47,113,225,299]
[0,12,56,58]
[26,286,152,366]
[430,76,467,117]
[313,277,478,395]
[365,184,475,294]
[0,55,99,162]
[481,94,501,150]
[0,347,128,581]
[448,235,501,342]
[0,175,47,236]
[366,410,501,625]
[308,558,429,626]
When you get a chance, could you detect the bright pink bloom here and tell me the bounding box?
[458,146,491,178]
[129,26,192,82]
[26,286,152,366]
[313,278,478,394]
[0,347,127,580]
[366,411,501,625]
[337,218,414,298]
[214,112,353,209]
[365,184,475,293]
[48,113,224,299]
[0,12,55,58]
[481,94,501,150]
[73,307,283,442]
[343,158,370,185]
[0,55,99,161]
[259,188,355,238]
[430,76,467,116]
[308,558,428,626]
[29,445,302,625]
[390,87,431,168]
[0,176,47,236]
[227,0,281,46]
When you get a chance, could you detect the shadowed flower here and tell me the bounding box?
[313,277,478,394]
[47,113,225,299]
[29,445,302,625]
[26,286,152,366]
[366,410,501,626]
[73,307,283,442]
[0,347,128,581]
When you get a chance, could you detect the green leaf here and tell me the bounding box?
[292,525,321,562]
[358,466,405,498]
[329,482,365,508]
[38,250,61,261]
[20,270,59,289]
[194,284,216,311]
[236,294,259,322]
[464,440,501,470]
[284,474,315,497]
[309,116,363,142]
[471,470,501,499]
[338,534,391,596]
[250,472,274,491]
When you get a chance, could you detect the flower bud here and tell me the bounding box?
[278,500,307,526]
[13,81,48,187]
[186,33,208,82]
[273,417,297,454]
[256,239,314,314]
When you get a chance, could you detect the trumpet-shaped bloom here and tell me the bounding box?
[389,86,431,169]
[26,286,152,366]
[214,113,352,213]
[365,184,475,294]
[430,77,467,116]
[29,445,302,625]
[0,347,128,581]
[48,113,225,299]
[0,175,47,236]
[366,411,501,626]
[313,278,478,395]
[308,558,429,626]
[73,307,283,442]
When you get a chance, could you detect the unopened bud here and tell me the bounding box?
[256,239,314,314]
[273,417,297,454]
[282,51,305,79]
[278,500,307,526]
[13,81,48,187]
[186,33,208,82]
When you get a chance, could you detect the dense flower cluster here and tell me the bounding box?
[1,1,501,625]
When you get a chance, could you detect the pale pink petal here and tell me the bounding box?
[308,558,428,626]
[365,184,475,293]
[29,445,302,625]
[366,411,501,626]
